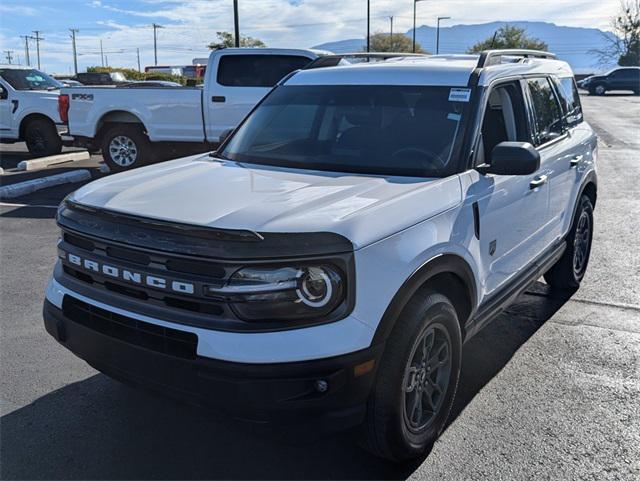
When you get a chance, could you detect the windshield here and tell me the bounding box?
[220,85,466,177]
[0,68,61,90]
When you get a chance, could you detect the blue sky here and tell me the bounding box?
[0,0,617,74]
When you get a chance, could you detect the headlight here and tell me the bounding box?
[204,264,346,322]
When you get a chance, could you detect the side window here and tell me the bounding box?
[526,77,564,146]
[478,81,528,164]
[555,77,583,128]
[217,55,311,87]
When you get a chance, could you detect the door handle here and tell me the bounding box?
[570,155,583,167]
[211,96,226,103]
[530,175,548,190]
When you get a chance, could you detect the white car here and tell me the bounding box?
[60,48,326,172]
[0,65,64,156]
[44,50,597,460]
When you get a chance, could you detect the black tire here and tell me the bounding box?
[24,118,62,157]
[544,195,594,290]
[591,84,606,96]
[101,124,153,172]
[363,290,462,461]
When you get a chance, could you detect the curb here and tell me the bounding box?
[17,151,90,171]
[0,170,91,199]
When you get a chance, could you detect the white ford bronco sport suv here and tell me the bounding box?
[44,50,597,460]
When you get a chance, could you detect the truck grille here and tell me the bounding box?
[63,296,198,359]
[58,229,238,323]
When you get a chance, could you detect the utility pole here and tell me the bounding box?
[70,28,79,75]
[4,50,14,64]
[412,0,427,53]
[233,0,240,47]
[137,48,141,72]
[366,0,370,53]
[152,23,163,65]
[32,30,43,69]
[389,16,393,50]
[100,39,104,67]
[436,16,450,54]
[20,35,33,66]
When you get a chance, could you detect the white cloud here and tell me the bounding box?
[0,0,620,73]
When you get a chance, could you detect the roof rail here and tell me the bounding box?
[304,52,426,70]
[476,49,557,68]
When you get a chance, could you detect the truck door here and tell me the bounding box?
[0,80,14,136]
[467,80,551,298]
[204,52,312,142]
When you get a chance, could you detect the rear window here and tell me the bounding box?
[216,55,312,87]
[0,68,61,91]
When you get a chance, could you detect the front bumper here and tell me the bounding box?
[43,298,383,431]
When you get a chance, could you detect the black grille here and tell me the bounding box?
[63,296,198,359]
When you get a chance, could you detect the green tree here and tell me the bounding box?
[208,31,266,50]
[367,32,427,53]
[593,1,640,66]
[467,25,548,53]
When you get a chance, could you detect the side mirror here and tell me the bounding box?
[0,87,7,100]
[478,141,540,175]
[219,128,234,144]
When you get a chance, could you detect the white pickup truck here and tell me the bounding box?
[0,65,64,157]
[61,48,324,171]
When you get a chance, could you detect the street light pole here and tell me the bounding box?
[70,29,79,75]
[233,0,240,47]
[436,16,451,54]
[366,0,370,53]
[412,0,427,53]
[152,23,163,65]
[389,16,393,49]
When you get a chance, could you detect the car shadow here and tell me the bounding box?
[0,282,572,480]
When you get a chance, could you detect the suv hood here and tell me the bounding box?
[71,154,462,249]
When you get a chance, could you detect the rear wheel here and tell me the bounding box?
[101,125,153,172]
[363,290,461,461]
[24,118,62,157]
[544,195,594,289]
[591,84,606,96]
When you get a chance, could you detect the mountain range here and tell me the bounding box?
[313,21,617,74]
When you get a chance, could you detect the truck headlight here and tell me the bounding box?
[205,264,346,322]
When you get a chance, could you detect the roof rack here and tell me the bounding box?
[304,52,426,70]
[477,49,557,68]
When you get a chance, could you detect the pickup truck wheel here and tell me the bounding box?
[363,290,461,461]
[101,126,151,172]
[544,195,594,290]
[24,118,62,157]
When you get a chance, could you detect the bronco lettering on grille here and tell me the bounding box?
[64,252,195,295]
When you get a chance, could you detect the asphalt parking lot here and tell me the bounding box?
[1,94,639,480]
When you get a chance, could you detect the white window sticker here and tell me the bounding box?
[449,88,471,102]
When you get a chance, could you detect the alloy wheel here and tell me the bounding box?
[402,323,452,433]
[109,135,138,167]
[573,210,591,278]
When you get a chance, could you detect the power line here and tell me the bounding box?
[32,31,43,69]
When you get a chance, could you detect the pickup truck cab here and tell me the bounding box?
[61,48,325,171]
[45,50,597,461]
[0,65,64,156]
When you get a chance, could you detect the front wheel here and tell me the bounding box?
[363,290,462,461]
[544,195,594,289]
[24,118,62,157]
[101,125,153,172]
